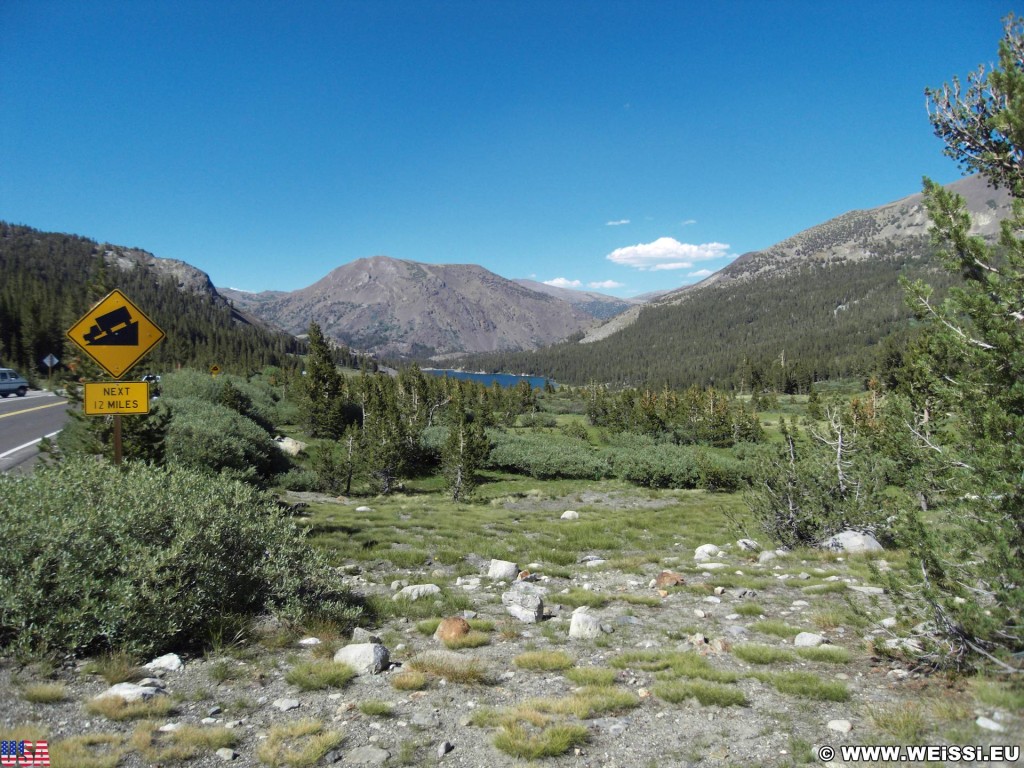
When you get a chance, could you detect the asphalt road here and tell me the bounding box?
[0,391,70,474]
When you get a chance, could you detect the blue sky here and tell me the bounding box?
[1,1,1014,297]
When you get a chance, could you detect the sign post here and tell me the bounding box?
[66,290,166,464]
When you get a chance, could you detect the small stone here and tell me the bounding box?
[569,608,603,640]
[502,582,545,623]
[437,740,455,758]
[273,698,300,712]
[694,544,721,561]
[158,722,181,732]
[794,632,826,647]
[145,653,183,672]
[201,717,218,725]
[208,705,222,716]
[216,747,238,761]
[737,538,760,551]
[488,559,520,581]
[298,637,322,646]
[654,570,685,588]
[356,506,373,512]
[334,643,390,675]
[879,617,898,629]
[693,609,706,618]
[827,719,853,733]
[820,530,883,554]
[560,510,579,520]
[352,627,383,644]
[348,745,391,765]
[394,584,441,601]
[849,585,885,595]
[95,683,165,702]
[758,550,778,564]
[976,716,1005,732]
[434,617,471,644]
[703,596,721,604]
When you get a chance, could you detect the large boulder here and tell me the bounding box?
[820,530,883,554]
[501,581,545,623]
[333,642,390,675]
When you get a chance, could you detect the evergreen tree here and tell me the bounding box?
[441,385,489,502]
[890,14,1024,668]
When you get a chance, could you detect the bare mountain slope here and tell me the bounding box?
[225,256,599,358]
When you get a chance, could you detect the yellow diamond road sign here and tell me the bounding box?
[67,290,166,379]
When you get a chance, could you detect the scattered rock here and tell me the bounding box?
[487,559,520,581]
[976,716,1005,732]
[827,719,853,733]
[437,740,455,758]
[434,617,471,644]
[355,506,373,512]
[794,632,826,647]
[145,653,183,672]
[216,747,238,761]
[298,636,322,646]
[694,544,721,561]
[348,745,391,765]
[848,585,885,595]
[653,570,685,588]
[274,436,306,456]
[501,581,545,623]
[334,643,390,675]
[352,627,383,644]
[737,538,760,551]
[394,584,441,601]
[560,510,579,520]
[757,551,778,564]
[820,530,883,554]
[569,608,604,639]
[272,698,300,712]
[95,683,165,702]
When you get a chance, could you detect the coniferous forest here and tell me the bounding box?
[0,223,307,379]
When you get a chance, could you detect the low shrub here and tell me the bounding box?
[0,458,362,657]
[486,432,612,480]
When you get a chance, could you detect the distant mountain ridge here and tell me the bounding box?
[222,256,611,358]
[461,175,1014,388]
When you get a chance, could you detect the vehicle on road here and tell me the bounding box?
[0,368,29,398]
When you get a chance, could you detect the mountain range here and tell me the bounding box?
[3,175,1011,387]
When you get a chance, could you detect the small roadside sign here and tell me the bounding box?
[42,354,59,368]
[83,382,151,415]
[66,290,165,378]
[210,365,221,377]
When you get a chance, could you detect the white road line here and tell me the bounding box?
[0,430,62,459]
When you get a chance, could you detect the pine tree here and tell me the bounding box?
[441,385,489,502]
[891,14,1024,669]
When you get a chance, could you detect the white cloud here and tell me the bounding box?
[544,277,582,288]
[605,219,631,226]
[607,237,731,271]
[687,269,713,278]
[588,280,625,289]
[680,219,697,226]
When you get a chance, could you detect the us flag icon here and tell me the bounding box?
[0,741,50,767]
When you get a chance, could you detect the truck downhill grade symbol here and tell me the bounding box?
[66,290,165,379]
[83,382,151,415]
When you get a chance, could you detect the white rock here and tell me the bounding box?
[820,530,883,554]
[701,563,728,570]
[569,608,603,640]
[501,582,545,623]
[145,653,183,672]
[976,716,1005,732]
[848,585,885,595]
[827,719,853,733]
[273,698,300,711]
[356,506,373,512]
[298,636,322,646]
[757,551,778,564]
[737,538,760,551]
[333,643,390,675]
[274,436,307,456]
[794,632,826,647]
[216,747,238,761]
[880,617,897,629]
[694,544,722,561]
[488,559,520,581]
[95,682,165,702]
[393,583,441,601]
[561,510,579,520]
[584,559,607,568]
[158,722,182,732]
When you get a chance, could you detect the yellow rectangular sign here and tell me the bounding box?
[83,382,151,415]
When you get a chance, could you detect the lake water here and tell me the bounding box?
[423,369,553,389]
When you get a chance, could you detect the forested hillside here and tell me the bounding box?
[0,223,306,377]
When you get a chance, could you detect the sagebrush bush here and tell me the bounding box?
[164,397,289,482]
[0,458,361,657]
[486,431,612,479]
[159,369,281,432]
